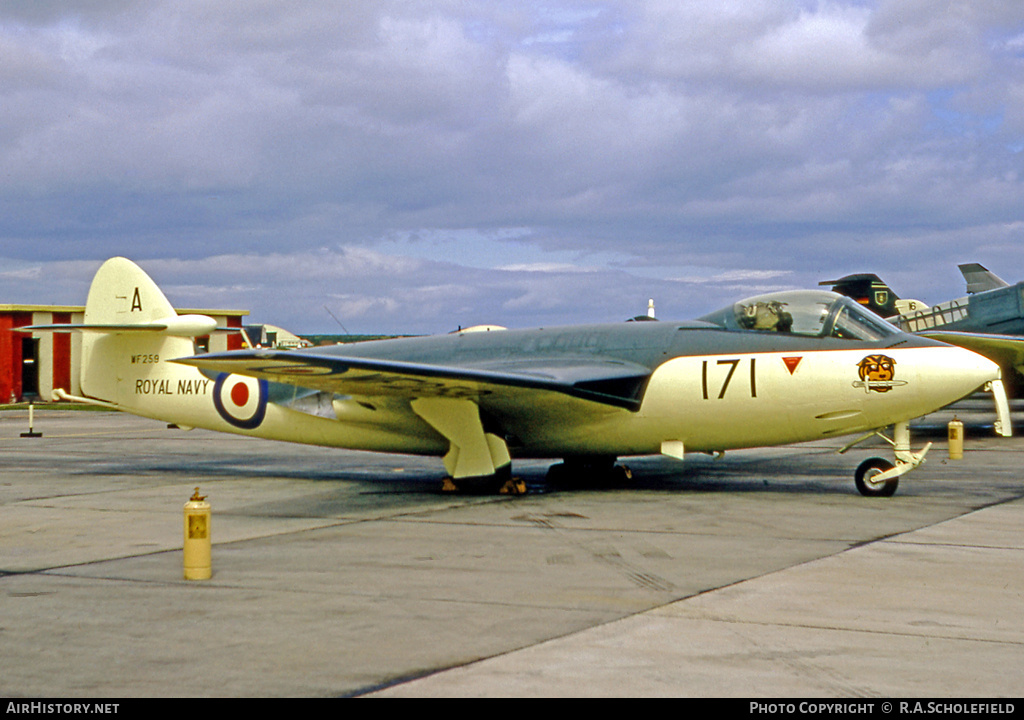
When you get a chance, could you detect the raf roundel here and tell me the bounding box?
[213,374,268,429]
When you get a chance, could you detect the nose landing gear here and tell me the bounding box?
[842,420,932,497]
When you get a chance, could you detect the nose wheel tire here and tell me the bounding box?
[855,457,899,497]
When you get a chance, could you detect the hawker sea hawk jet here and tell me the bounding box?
[23,258,1001,497]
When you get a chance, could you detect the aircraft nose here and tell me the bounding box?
[921,345,1001,406]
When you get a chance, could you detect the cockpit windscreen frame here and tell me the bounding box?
[700,290,901,342]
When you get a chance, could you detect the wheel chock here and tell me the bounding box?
[499,478,528,496]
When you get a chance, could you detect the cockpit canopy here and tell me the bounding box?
[699,290,901,342]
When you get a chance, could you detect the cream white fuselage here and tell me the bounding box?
[488,345,995,457]
[634,346,988,453]
[116,341,995,462]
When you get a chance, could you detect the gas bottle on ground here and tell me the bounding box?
[183,488,211,580]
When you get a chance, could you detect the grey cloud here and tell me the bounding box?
[1,2,1023,334]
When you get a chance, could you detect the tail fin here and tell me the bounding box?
[84,256,179,327]
[820,273,899,317]
[959,263,1010,294]
[80,257,212,405]
[24,258,218,413]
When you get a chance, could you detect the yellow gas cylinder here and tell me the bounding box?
[948,417,964,460]
[183,488,211,580]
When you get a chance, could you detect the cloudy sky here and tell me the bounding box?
[2,1,1023,334]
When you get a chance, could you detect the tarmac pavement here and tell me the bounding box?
[1,406,1021,697]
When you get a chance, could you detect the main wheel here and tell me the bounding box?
[855,457,898,497]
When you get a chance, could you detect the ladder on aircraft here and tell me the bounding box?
[897,298,969,332]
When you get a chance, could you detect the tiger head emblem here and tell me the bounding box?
[857,354,897,392]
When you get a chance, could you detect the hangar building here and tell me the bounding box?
[0,304,247,403]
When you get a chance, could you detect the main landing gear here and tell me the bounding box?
[441,456,633,496]
[842,420,932,498]
[411,397,527,495]
[441,464,527,495]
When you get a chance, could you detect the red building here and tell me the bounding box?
[0,304,247,403]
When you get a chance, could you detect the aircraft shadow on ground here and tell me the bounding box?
[59,449,859,497]
[56,409,1015,504]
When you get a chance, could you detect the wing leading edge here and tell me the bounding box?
[920,331,1024,375]
[175,350,653,411]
